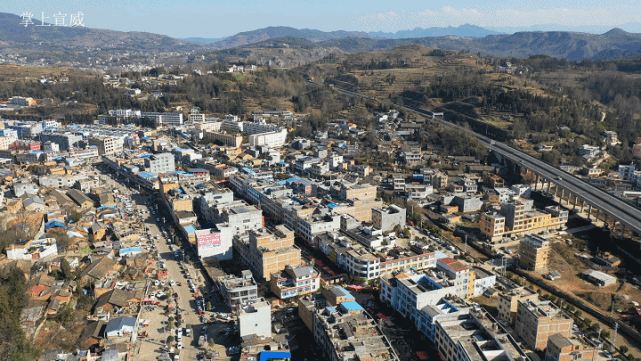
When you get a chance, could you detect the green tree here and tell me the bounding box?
[620,346,628,354]
[60,258,72,280]
[208,339,215,348]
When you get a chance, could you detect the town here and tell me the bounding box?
[1,88,641,361]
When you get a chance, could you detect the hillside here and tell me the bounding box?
[209,26,371,49]
[0,12,202,52]
[319,29,641,61]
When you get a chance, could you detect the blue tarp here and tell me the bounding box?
[277,162,287,166]
[137,171,155,178]
[98,205,118,210]
[242,167,255,174]
[327,203,338,209]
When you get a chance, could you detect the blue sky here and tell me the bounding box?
[7,0,641,38]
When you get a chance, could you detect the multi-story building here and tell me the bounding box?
[497,287,538,325]
[9,96,36,106]
[520,234,550,272]
[40,132,82,150]
[203,131,243,148]
[89,136,124,155]
[269,265,320,299]
[545,333,598,361]
[372,205,406,232]
[140,112,183,126]
[216,270,258,306]
[515,299,573,350]
[233,225,301,281]
[435,308,530,361]
[436,257,470,298]
[237,297,271,339]
[210,200,264,236]
[316,232,381,282]
[145,153,175,174]
[313,302,399,361]
[480,200,568,242]
[6,121,43,138]
[247,129,288,148]
[195,226,234,261]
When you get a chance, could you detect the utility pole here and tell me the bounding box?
[612,322,618,347]
[464,235,468,254]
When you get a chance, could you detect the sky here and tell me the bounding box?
[7,0,641,38]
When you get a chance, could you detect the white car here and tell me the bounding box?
[149,292,156,298]
[169,280,176,286]
[176,341,183,349]
[154,280,160,286]
[156,291,165,298]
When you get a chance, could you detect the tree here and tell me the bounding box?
[208,338,215,348]
[206,302,212,311]
[167,335,174,345]
[620,346,628,354]
[60,258,72,280]
[574,310,582,318]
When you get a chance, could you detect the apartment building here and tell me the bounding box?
[6,121,43,138]
[269,265,320,299]
[202,199,263,236]
[216,270,258,306]
[497,287,538,325]
[89,136,124,155]
[237,297,271,338]
[520,234,551,272]
[313,302,399,361]
[435,308,530,361]
[140,112,183,126]
[316,232,381,282]
[515,299,573,350]
[145,153,175,174]
[480,200,567,242]
[372,204,406,232]
[233,225,301,281]
[247,129,287,148]
[436,258,470,298]
[203,131,243,148]
[41,132,83,151]
[545,333,598,361]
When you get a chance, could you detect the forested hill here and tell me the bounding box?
[208,26,371,49]
[318,28,641,61]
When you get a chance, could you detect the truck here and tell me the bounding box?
[198,335,206,347]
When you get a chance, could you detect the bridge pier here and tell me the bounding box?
[596,209,601,221]
[535,175,539,191]
[560,189,565,203]
[573,195,578,209]
[547,182,551,192]
[580,200,585,213]
[621,225,626,239]
[587,205,592,219]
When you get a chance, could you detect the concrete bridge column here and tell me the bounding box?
[621,225,626,239]
[573,196,578,209]
[580,200,585,213]
[560,189,565,203]
[547,182,551,192]
[587,205,592,219]
[596,209,601,221]
[535,175,539,191]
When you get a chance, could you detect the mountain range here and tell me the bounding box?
[2,11,641,64]
[369,24,502,39]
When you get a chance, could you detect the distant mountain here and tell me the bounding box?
[180,37,227,45]
[319,28,641,61]
[494,23,641,35]
[209,26,371,49]
[370,24,502,39]
[0,12,202,52]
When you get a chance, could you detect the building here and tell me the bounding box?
[581,270,617,287]
[371,205,406,232]
[497,287,538,325]
[40,132,82,151]
[520,235,550,272]
[470,267,497,297]
[203,131,243,148]
[237,297,272,339]
[104,316,137,339]
[9,96,36,106]
[88,136,124,155]
[545,333,599,361]
[233,225,301,281]
[435,308,530,361]
[145,153,175,174]
[6,238,58,260]
[140,112,183,126]
[195,226,233,261]
[480,200,567,242]
[269,265,320,299]
[314,302,399,361]
[6,121,43,138]
[436,257,470,298]
[247,129,288,148]
[216,270,258,306]
[515,299,573,350]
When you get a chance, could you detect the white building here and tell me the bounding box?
[144,153,176,174]
[247,129,288,148]
[6,238,58,260]
[195,225,233,261]
[237,297,271,338]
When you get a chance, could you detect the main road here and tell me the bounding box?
[310,80,641,235]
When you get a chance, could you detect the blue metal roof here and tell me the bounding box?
[339,301,363,312]
[327,203,338,209]
[137,172,155,178]
[259,352,292,361]
[335,286,355,299]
